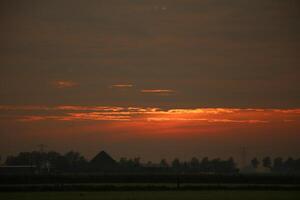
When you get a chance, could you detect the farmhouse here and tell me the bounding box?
[89,151,118,171]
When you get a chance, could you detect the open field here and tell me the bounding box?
[1,174,300,184]
[1,183,300,192]
[1,191,300,200]
[1,174,300,191]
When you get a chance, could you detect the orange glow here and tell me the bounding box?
[141,89,175,95]
[1,105,300,125]
[1,105,300,143]
[52,80,78,89]
[110,84,133,88]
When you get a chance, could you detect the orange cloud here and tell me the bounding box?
[1,105,300,125]
[111,84,133,88]
[52,80,78,89]
[141,89,175,95]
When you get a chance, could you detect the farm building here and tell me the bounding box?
[89,151,118,172]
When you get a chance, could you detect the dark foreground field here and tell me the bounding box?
[1,191,300,200]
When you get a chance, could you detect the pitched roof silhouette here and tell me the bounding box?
[90,151,117,168]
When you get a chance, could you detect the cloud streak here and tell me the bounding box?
[52,80,78,89]
[1,105,300,125]
[141,89,176,95]
[110,84,133,88]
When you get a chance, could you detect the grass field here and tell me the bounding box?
[1,191,300,200]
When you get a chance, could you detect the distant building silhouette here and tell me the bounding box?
[89,151,118,171]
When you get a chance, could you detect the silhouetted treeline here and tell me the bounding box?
[250,156,300,173]
[3,151,238,174]
[3,151,300,174]
[5,151,88,173]
[118,157,237,174]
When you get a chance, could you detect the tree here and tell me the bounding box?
[262,156,272,169]
[285,157,295,172]
[211,158,221,172]
[119,157,135,169]
[5,151,88,173]
[225,157,237,173]
[201,157,209,172]
[146,161,153,167]
[64,151,87,171]
[119,157,128,165]
[133,157,141,167]
[273,157,283,172]
[160,159,169,168]
[172,158,181,169]
[251,158,260,169]
[190,157,200,169]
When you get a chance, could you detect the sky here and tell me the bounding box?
[0,0,300,163]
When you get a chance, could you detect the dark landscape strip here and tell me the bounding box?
[1,174,300,185]
[1,184,300,192]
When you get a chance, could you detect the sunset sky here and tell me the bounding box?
[0,0,300,163]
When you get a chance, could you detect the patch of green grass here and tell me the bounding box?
[1,191,300,200]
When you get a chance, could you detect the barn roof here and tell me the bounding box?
[90,151,117,167]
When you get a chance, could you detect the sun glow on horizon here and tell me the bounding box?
[0,105,300,125]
